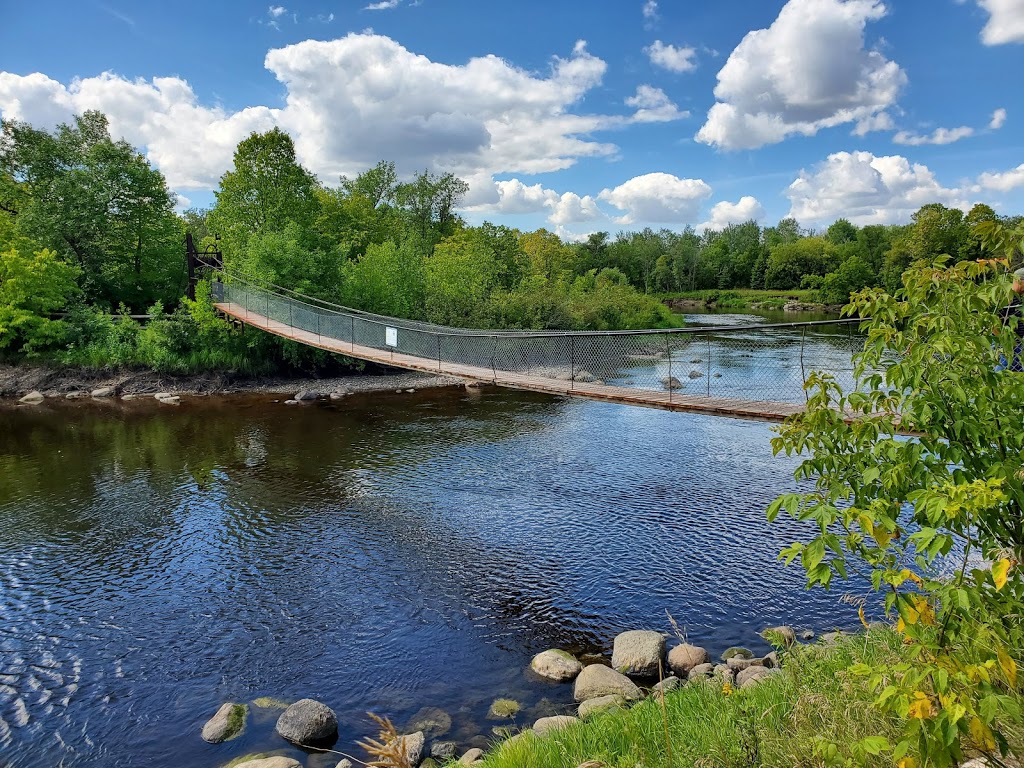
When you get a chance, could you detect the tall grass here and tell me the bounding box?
[478,628,911,768]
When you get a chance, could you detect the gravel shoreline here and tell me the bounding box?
[0,363,465,400]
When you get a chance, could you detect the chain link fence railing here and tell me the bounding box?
[212,275,863,406]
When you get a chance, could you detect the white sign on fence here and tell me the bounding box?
[385,327,398,347]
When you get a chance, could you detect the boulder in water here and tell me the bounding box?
[275,698,338,745]
[201,702,247,743]
[530,649,583,682]
[18,391,44,405]
[91,386,116,398]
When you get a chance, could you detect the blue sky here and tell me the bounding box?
[2,0,1023,238]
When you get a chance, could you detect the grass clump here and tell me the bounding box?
[479,628,918,768]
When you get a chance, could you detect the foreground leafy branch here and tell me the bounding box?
[768,224,1024,767]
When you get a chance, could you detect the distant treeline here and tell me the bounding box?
[1,110,1018,373]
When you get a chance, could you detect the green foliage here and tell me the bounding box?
[342,239,425,319]
[0,222,80,354]
[818,255,874,306]
[767,230,1024,766]
[1,111,181,310]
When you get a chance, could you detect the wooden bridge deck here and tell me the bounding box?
[215,302,807,424]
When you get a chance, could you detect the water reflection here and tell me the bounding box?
[0,386,865,767]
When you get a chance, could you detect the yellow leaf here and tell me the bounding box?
[993,559,1011,591]
[998,648,1018,687]
[899,568,923,586]
[896,617,906,634]
[859,606,869,629]
[907,692,932,720]
[897,758,917,768]
[969,717,997,751]
[872,523,892,548]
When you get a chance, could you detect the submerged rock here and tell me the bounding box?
[201,702,247,743]
[688,370,704,379]
[661,376,683,391]
[573,664,642,702]
[407,706,451,738]
[578,694,625,718]
[530,649,583,682]
[252,697,289,709]
[275,698,338,745]
[611,630,665,678]
[667,643,710,677]
[487,698,521,719]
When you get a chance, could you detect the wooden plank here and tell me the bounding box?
[214,302,807,424]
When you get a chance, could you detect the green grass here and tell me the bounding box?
[476,628,913,768]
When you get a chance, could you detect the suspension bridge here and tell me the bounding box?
[208,271,862,424]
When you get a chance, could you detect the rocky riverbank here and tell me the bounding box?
[0,363,463,404]
[200,624,820,768]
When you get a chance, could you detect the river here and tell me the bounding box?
[0,314,867,768]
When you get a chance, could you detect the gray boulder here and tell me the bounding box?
[661,376,683,390]
[611,630,665,678]
[430,741,459,761]
[712,664,735,683]
[91,386,116,398]
[573,664,642,702]
[459,747,484,764]
[737,666,777,689]
[275,698,338,745]
[66,391,88,400]
[530,649,583,682]
[391,731,424,766]
[821,631,844,645]
[201,702,247,743]
[687,663,715,682]
[18,391,44,405]
[761,625,797,647]
[533,715,577,736]
[688,370,703,379]
[721,646,753,661]
[578,694,625,718]
[294,390,320,401]
[726,656,764,671]
[234,759,302,768]
[650,676,681,695]
[329,390,351,400]
[667,643,710,677]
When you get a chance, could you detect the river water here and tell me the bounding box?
[0,316,868,768]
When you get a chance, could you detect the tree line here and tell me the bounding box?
[1,110,1019,373]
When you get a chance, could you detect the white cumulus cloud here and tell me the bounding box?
[698,196,766,231]
[0,34,627,193]
[977,163,1024,192]
[625,85,688,123]
[852,111,894,136]
[598,172,712,225]
[786,150,972,226]
[976,0,1024,44]
[696,0,905,150]
[990,107,1008,129]
[644,41,698,73]
[643,0,659,20]
[893,125,975,145]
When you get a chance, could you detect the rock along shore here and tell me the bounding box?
[0,363,463,403]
